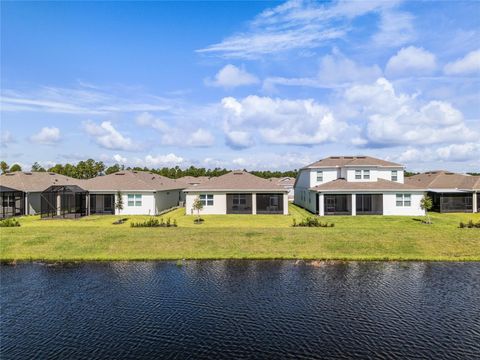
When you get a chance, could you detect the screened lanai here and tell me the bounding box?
[41,185,88,219]
[0,185,25,219]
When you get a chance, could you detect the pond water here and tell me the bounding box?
[1,261,479,359]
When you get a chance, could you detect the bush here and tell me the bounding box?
[193,218,204,224]
[0,218,21,227]
[130,217,178,228]
[459,220,480,228]
[292,217,334,228]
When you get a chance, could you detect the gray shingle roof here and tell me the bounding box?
[304,156,403,169]
[185,171,286,192]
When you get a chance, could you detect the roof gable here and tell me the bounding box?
[186,171,286,191]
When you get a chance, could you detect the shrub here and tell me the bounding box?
[130,217,178,228]
[459,220,480,228]
[193,218,204,224]
[292,217,334,228]
[0,218,21,227]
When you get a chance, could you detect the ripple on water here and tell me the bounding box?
[1,261,480,359]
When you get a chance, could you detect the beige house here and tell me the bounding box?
[184,171,289,215]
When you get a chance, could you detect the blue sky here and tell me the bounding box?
[1,0,479,172]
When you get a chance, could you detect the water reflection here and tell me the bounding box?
[1,261,479,359]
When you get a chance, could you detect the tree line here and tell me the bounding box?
[0,160,299,179]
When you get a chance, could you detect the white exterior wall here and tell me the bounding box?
[116,191,156,216]
[155,190,181,213]
[377,168,404,183]
[185,192,227,215]
[382,192,425,216]
[346,168,377,182]
[310,168,338,186]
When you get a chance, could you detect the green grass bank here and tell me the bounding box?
[1,204,479,261]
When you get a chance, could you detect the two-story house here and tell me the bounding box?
[294,156,425,216]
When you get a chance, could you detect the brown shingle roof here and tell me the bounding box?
[269,177,295,186]
[0,171,83,192]
[176,176,211,186]
[311,178,423,192]
[304,156,403,169]
[83,170,186,191]
[185,171,286,192]
[405,171,479,190]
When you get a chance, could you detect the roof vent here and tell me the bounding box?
[48,172,56,175]
[115,173,125,176]
[5,173,15,176]
[330,156,340,159]
[356,156,366,159]
[233,171,243,175]
[24,172,32,175]
[445,172,454,175]
[344,156,354,159]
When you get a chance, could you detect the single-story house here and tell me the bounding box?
[0,171,82,215]
[82,170,186,215]
[406,171,479,213]
[184,171,289,215]
[294,156,426,216]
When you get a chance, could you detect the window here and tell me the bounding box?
[127,194,142,207]
[355,170,362,179]
[316,170,323,182]
[199,194,214,206]
[391,170,398,182]
[396,194,411,207]
[363,170,370,179]
[232,194,246,205]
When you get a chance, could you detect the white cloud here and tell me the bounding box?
[30,127,61,145]
[385,46,436,77]
[136,112,215,147]
[0,131,15,147]
[205,64,259,88]
[444,49,480,75]
[143,153,184,167]
[435,143,480,162]
[344,78,477,147]
[264,49,382,90]
[225,131,255,149]
[113,154,127,163]
[0,84,172,114]
[83,121,136,151]
[221,95,346,148]
[372,9,415,47]
[197,0,404,59]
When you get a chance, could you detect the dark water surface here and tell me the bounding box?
[1,261,479,359]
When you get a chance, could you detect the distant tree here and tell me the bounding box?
[76,159,105,179]
[115,191,124,214]
[31,162,46,172]
[467,172,480,176]
[420,195,433,224]
[404,171,419,177]
[106,164,121,175]
[0,161,8,174]
[192,196,204,224]
[9,163,22,172]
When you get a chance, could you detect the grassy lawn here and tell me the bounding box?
[1,204,479,261]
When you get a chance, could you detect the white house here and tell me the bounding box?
[184,171,289,215]
[83,170,186,215]
[294,156,425,216]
